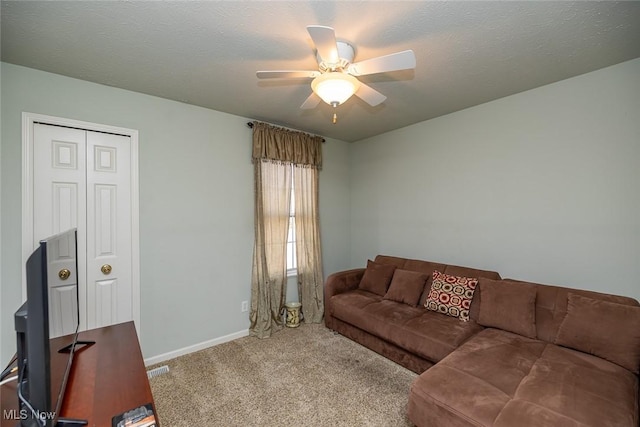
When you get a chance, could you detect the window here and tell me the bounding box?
[286,178,297,274]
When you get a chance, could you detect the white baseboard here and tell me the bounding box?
[144,329,249,366]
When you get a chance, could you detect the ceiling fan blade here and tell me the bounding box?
[307,25,339,64]
[355,83,387,107]
[300,93,321,110]
[348,50,416,76]
[256,70,320,79]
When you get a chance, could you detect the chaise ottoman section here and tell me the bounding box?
[495,344,639,427]
[409,329,547,426]
[408,328,639,427]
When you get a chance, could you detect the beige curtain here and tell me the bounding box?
[250,122,323,338]
[294,166,324,323]
[250,160,291,338]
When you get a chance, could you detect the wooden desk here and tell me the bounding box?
[1,321,158,427]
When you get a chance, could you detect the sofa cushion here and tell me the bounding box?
[408,328,638,427]
[358,259,397,296]
[358,300,426,335]
[425,271,478,321]
[331,296,423,346]
[409,329,546,427]
[331,293,482,364]
[506,278,639,344]
[443,264,501,281]
[329,289,381,317]
[330,291,398,334]
[497,344,638,427]
[391,310,484,363]
[383,269,428,306]
[477,278,537,338]
[555,293,640,373]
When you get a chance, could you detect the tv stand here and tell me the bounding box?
[58,340,95,354]
[1,322,158,427]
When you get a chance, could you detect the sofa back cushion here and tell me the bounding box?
[383,269,429,306]
[442,264,501,281]
[476,278,537,338]
[374,256,446,306]
[358,259,397,296]
[526,281,640,344]
[554,293,640,373]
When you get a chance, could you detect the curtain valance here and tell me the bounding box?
[251,121,323,169]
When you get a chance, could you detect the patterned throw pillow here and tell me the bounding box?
[424,271,478,321]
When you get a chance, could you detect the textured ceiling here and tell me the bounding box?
[2,1,640,142]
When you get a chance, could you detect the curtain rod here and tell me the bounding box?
[247,122,325,143]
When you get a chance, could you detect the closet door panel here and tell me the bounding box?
[86,131,133,329]
[33,124,86,336]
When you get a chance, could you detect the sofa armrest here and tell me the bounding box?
[326,268,365,297]
[324,268,365,330]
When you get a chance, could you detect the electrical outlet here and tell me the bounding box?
[241,301,249,312]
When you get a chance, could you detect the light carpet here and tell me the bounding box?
[148,323,417,426]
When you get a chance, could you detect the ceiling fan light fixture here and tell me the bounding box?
[311,72,360,106]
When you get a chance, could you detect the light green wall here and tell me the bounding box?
[0,62,3,366]
[0,62,352,363]
[3,58,638,364]
[350,58,640,301]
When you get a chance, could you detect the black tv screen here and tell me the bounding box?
[14,228,81,427]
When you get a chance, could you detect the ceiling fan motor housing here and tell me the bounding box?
[317,41,356,72]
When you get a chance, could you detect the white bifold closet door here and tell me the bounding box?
[33,123,133,337]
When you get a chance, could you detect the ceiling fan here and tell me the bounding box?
[256,25,416,123]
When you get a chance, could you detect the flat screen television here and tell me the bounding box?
[14,228,89,427]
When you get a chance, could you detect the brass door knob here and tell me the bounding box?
[58,269,71,280]
[101,264,112,275]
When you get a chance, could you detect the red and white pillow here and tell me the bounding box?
[424,271,478,321]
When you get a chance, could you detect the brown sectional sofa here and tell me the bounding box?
[324,255,640,426]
